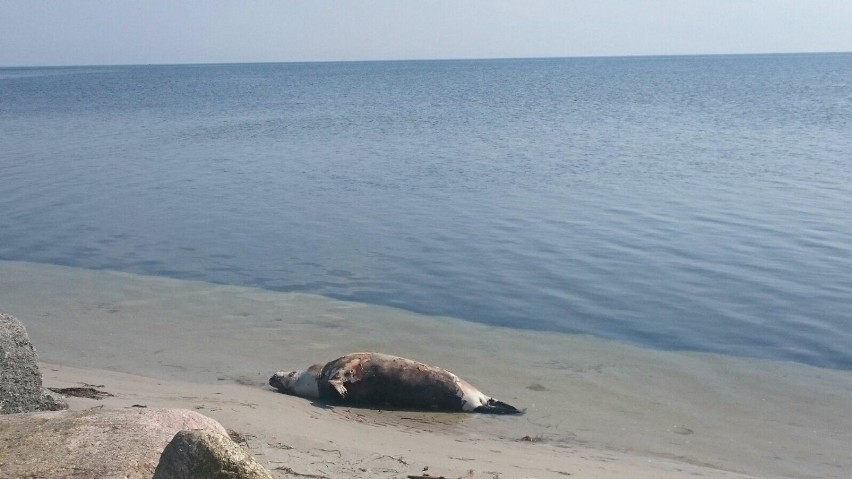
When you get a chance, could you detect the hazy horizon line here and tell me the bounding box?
[3,49,850,69]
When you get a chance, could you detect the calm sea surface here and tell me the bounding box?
[2,54,851,368]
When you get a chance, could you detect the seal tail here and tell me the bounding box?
[474,398,522,415]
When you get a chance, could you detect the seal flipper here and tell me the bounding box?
[328,379,348,398]
[474,399,521,415]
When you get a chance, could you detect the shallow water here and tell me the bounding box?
[2,54,852,368]
[2,261,851,478]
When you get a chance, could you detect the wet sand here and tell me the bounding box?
[2,260,851,478]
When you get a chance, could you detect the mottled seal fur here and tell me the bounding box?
[269,352,520,414]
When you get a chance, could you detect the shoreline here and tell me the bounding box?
[41,362,754,479]
[3,260,852,478]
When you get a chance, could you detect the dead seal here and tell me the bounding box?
[269,352,520,414]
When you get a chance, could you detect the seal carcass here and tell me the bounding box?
[269,352,520,414]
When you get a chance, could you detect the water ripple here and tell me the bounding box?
[2,55,851,368]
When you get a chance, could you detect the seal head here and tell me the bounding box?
[269,364,322,399]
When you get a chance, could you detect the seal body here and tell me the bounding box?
[270,352,520,414]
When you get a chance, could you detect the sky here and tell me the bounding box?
[1,1,851,66]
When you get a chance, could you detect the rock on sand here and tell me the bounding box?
[0,311,67,414]
[0,407,228,478]
[154,429,274,479]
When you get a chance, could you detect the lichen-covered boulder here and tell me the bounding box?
[0,407,229,478]
[0,312,68,414]
[154,429,274,479]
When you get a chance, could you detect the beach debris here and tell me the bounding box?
[228,428,248,443]
[269,441,295,450]
[272,466,329,478]
[407,470,475,479]
[518,434,543,443]
[48,386,114,400]
[319,447,343,457]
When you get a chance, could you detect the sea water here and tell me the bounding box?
[2,54,851,368]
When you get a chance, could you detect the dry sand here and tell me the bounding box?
[2,260,851,478]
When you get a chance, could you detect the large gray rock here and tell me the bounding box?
[154,429,274,479]
[0,407,229,478]
[0,311,68,414]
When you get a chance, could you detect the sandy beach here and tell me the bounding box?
[2,260,851,478]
